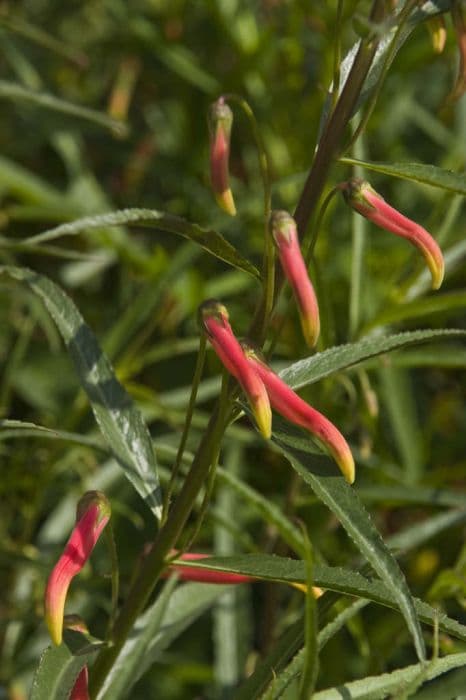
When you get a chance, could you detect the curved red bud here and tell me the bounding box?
[168,553,254,584]
[70,667,89,700]
[199,300,272,439]
[343,180,444,290]
[241,342,355,483]
[208,98,236,216]
[44,491,111,646]
[270,211,320,347]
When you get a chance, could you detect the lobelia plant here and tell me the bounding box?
[2,2,466,699]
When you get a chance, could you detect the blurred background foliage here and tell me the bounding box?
[0,0,465,698]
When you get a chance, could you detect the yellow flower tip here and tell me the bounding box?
[340,452,356,485]
[45,609,64,646]
[299,312,320,349]
[255,400,272,440]
[429,255,445,291]
[215,189,236,216]
[290,583,324,598]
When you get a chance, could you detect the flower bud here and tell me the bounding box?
[208,98,236,216]
[199,300,271,438]
[241,342,355,484]
[270,211,320,348]
[168,552,254,584]
[44,491,111,646]
[63,617,90,700]
[342,179,444,290]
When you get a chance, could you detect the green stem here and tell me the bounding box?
[104,522,120,640]
[293,0,386,241]
[224,93,275,337]
[89,389,235,697]
[345,0,420,153]
[161,335,207,523]
[349,136,367,339]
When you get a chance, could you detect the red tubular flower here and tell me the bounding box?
[199,300,272,439]
[63,617,90,699]
[168,553,255,584]
[241,342,355,484]
[270,211,320,348]
[208,97,236,216]
[342,179,445,290]
[70,667,89,700]
[44,491,111,646]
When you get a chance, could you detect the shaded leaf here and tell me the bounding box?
[339,158,466,195]
[0,79,127,136]
[30,630,104,700]
[175,555,466,643]
[0,265,163,519]
[279,329,466,390]
[97,576,178,700]
[312,652,466,700]
[23,209,260,279]
[274,437,425,660]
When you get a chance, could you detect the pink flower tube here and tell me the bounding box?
[169,553,254,584]
[270,211,320,348]
[241,342,355,484]
[200,300,272,439]
[63,616,91,700]
[342,179,445,290]
[44,491,111,646]
[208,97,236,216]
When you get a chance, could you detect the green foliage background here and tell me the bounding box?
[0,1,465,698]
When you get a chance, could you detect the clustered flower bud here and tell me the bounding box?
[241,341,355,484]
[342,179,445,290]
[44,491,111,646]
[270,210,320,348]
[198,296,354,481]
[208,97,236,216]
[199,299,272,439]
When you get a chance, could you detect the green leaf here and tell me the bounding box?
[378,365,425,484]
[312,652,466,700]
[0,265,163,519]
[22,209,260,279]
[261,600,370,700]
[178,554,466,642]
[30,630,105,700]
[98,582,231,697]
[275,440,425,660]
[364,292,466,332]
[279,329,466,390]
[97,576,178,700]
[0,80,127,136]
[339,158,466,195]
[0,418,105,450]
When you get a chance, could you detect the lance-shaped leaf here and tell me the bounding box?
[0,265,163,519]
